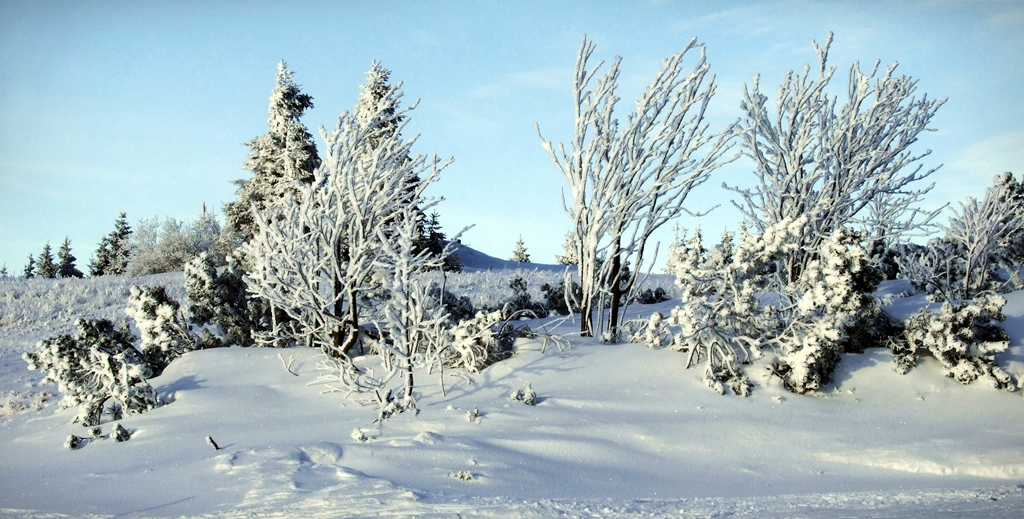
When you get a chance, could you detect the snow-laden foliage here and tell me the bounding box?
[243,74,459,366]
[894,292,1016,390]
[225,61,320,242]
[538,36,734,337]
[510,237,530,263]
[124,285,195,372]
[23,319,159,426]
[652,218,882,395]
[369,206,450,412]
[728,33,943,271]
[127,211,234,276]
[899,174,1024,302]
[443,310,513,374]
[184,253,268,347]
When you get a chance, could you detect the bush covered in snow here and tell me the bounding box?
[184,253,269,347]
[124,285,197,372]
[23,319,160,426]
[893,292,1017,390]
[655,219,886,395]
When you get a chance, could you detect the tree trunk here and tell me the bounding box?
[608,239,623,339]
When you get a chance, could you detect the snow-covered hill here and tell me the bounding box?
[1,271,1023,518]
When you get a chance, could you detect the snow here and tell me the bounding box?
[1,270,1023,517]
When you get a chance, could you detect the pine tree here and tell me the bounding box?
[354,61,425,238]
[23,253,35,279]
[57,238,83,278]
[555,232,578,265]
[36,243,57,278]
[0,264,8,277]
[510,236,530,263]
[225,61,320,242]
[90,213,132,276]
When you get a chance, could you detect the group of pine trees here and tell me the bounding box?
[19,238,83,279]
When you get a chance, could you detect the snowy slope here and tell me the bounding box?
[1,275,1023,518]
[448,241,570,272]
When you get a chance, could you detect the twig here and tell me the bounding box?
[277,352,298,376]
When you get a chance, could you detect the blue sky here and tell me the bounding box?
[1,0,1022,274]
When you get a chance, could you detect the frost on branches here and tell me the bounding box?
[185,253,269,347]
[537,36,733,338]
[243,76,456,364]
[647,218,882,395]
[899,174,1024,303]
[124,285,196,372]
[23,319,159,427]
[894,293,1016,390]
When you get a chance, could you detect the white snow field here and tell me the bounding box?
[1,252,1023,518]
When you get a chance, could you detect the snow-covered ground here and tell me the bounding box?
[1,253,1022,518]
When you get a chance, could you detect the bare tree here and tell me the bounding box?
[727,32,945,280]
[243,83,451,361]
[537,36,734,337]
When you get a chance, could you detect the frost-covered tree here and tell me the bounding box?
[243,81,457,361]
[0,264,8,278]
[555,231,578,266]
[57,238,84,278]
[510,236,530,263]
[727,33,943,279]
[370,205,450,412]
[127,210,233,276]
[23,254,35,279]
[36,244,57,279]
[900,174,1024,303]
[90,213,133,276]
[538,36,734,337]
[185,252,269,347]
[225,61,320,242]
[124,285,196,372]
[23,319,159,426]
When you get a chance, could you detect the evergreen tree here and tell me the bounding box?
[57,237,84,278]
[0,264,8,277]
[555,231,578,265]
[89,236,111,276]
[225,61,320,242]
[23,253,35,279]
[90,213,132,276]
[511,236,531,263]
[37,243,58,278]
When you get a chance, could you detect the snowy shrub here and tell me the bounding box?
[509,383,537,405]
[497,275,548,319]
[127,211,234,276]
[660,220,885,395]
[427,285,475,324]
[895,292,1016,390]
[185,253,268,347]
[112,423,130,442]
[24,319,159,427]
[65,434,84,450]
[899,175,1024,303]
[443,310,513,373]
[540,278,582,316]
[124,285,196,372]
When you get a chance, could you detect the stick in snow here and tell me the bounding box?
[206,436,220,450]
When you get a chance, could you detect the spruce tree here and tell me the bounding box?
[37,243,58,278]
[511,236,531,263]
[90,213,132,276]
[23,254,35,278]
[89,236,111,277]
[225,61,320,242]
[57,237,84,278]
[0,264,8,277]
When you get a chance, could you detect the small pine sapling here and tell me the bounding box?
[510,236,530,263]
[509,383,537,405]
[24,319,159,427]
[112,423,131,442]
[65,435,84,450]
[36,243,58,279]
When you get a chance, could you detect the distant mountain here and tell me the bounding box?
[448,241,571,273]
